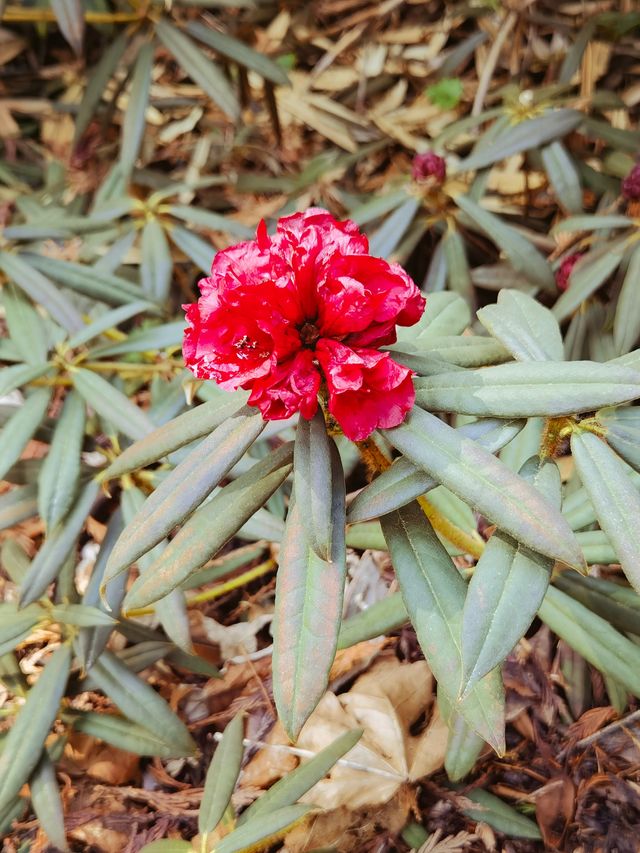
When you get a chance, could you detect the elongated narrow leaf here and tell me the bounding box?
[0,252,83,332]
[155,20,239,120]
[541,141,582,214]
[122,445,293,609]
[49,604,115,628]
[397,291,471,346]
[597,405,640,472]
[120,42,154,178]
[240,729,362,824]
[393,337,509,370]
[139,842,192,853]
[88,651,196,755]
[87,321,183,358]
[461,459,559,692]
[141,219,172,301]
[24,254,144,305]
[457,110,582,172]
[0,363,52,400]
[168,204,254,238]
[380,503,505,751]
[51,0,84,54]
[66,301,155,350]
[0,483,38,531]
[0,604,44,656]
[571,431,640,594]
[74,32,128,143]
[214,805,312,853]
[614,243,640,355]
[2,282,47,364]
[30,752,68,851]
[19,482,99,607]
[554,572,640,636]
[103,407,264,586]
[539,586,640,697]
[68,709,191,757]
[415,361,640,418]
[347,418,523,523]
[199,713,244,835]
[294,410,339,560]
[369,197,420,258]
[337,591,408,649]
[100,394,248,481]
[383,408,584,569]
[168,224,216,274]
[273,465,346,740]
[72,368,154,441]
[0,389,51,482]
[186,21,290,85]
[440,693,485,782]
[461,789,542,840]
[553,214,633,233]
[0,644,71,811]
[455,195,555,291]
[38,391,85,532]
[477,289,563,361]
[552,241,626,323]
[443,227,473,304]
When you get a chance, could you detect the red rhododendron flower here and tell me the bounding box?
[555,252,583,292]
[183,208,425,441]
[622,162,640,201]
[412,152,447,185]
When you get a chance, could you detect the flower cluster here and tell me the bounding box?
[555,252,583,292]
[183,209,425,441]
[412,152,447,185]
[622,162,640,202]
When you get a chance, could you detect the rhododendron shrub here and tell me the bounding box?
[93,208,640,762]
[182,209,424,440]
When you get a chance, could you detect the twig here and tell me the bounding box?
[472,12,517,117]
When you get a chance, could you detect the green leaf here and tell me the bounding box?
[349,188,410,226]
[461,458,558,692]
[597,405,640,473]
[414,360,640,418]
[199,712,244,835]
[477,289,563,361]
[0,252,84,333]
[552,214,633,233]
[2,282,48,364]
[570,431,640,594]
[392,337,509,370]
[541,141,582,214]
[383,408,584,569]
[65,301,156,350]
[0,483,38,531]
[0,389,51,483]
[19,481,99,607]
[380,503,505,751]
[100,394,248,481]
[89,321,184,357]
[614,244,640,355]
[369,197,420,258]
[140,219,173,302]
[87,651,196,756]
[51,0,83,54]
[29,753,68,851]
[454,195,555,292]
[168,205,254,239]
[155,20,240,120]
[398,291,471,345]
[294,410,341,560]
[120,42,154,178]
[186,21,290,86]
[552,241,626,323]
[240,729,362,824]
[72,367,155,441]
[457,110,582,172]
[440,696,485,782]
[138,841,192,853]
[168,223,216,273]
[213,804,312,853]
[0,604,44,657]
[74,32,128,143]
[122,445,293,609]
[49,604,116,628]
[347,418,523,524]
[38,390,85,532]
[426,77,463,109]
[103,407,265,586]
[273,480,347,740]
[0,644,71,811]
[460,789,541,840]
[539,585,640,698]
[337,591,408,649]
[0,363,52,400]
[67,710,191,758]
[554,573,640,636]
[24,254,144,305]
[443,228,473,304]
